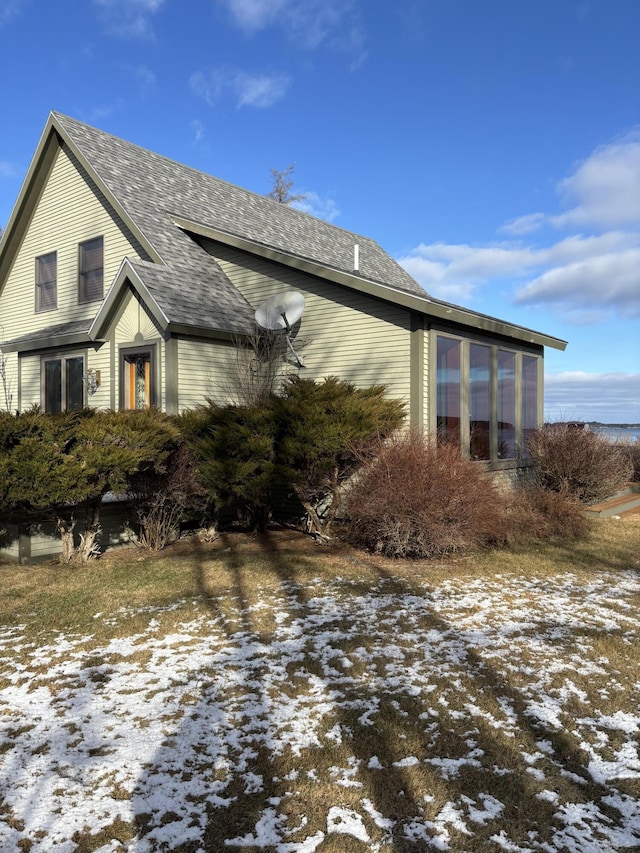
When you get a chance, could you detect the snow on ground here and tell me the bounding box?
[1,571,640,851]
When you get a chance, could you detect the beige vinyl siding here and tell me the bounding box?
[206,242,412,404]
[26,522,60,561]
[177,337,236,410]
[19,352,41,409]
[87,344,111,410]
[0,144,144,344]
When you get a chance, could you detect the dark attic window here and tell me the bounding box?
[78,236,104,303]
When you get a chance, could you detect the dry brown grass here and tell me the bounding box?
[1,518,639,851]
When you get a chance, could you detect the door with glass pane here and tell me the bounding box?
[121,349,154,410]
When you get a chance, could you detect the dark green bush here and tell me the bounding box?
[274,376,405,535]
[184,403,279,532]
[0,408,187,561]
[184,377,405,534]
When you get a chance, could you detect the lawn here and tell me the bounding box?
[1,519,639,852]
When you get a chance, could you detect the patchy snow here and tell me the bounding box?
[1,570,640,851]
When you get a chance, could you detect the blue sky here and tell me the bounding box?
[1,0,638,422]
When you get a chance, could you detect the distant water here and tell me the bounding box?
[593,426,640,443]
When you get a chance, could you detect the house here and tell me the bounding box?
[0,111,566,466]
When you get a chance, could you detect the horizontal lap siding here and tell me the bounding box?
[0,145,143,345]
[19,353,40,409]
[177,338,235,410]
[87,344,112,410]
[208,244,412,404]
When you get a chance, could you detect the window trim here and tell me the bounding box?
[78,235,104,304]
[431,329,543,466]
[35,250,57,313]
[40,351,86,413]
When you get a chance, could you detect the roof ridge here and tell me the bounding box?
[51,111,380,246]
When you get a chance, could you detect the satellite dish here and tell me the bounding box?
[255,291,305,332]
[254,291,306,367]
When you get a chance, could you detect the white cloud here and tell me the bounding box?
[514,249,640,318]
[292,191,341,222]
[399,130,640,323]
[216,0,366,59]
[399,234,640,319]
[217,0,288,31]
[190,67,290,109]
[235,72,290,108]
[499,212,546,236]
[544,372,640,424]
[94,0,165,38]
[191,119,205,144]
[551,130,640,230]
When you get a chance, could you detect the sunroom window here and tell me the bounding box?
[435,336,461,446]
[435,333,541,463]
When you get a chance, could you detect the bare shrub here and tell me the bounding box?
[526,424,632,504]
[505,483,592,544]
[130,443,206,551]
[343,431,507,559]
[618,439,640,483]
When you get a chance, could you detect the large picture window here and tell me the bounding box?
[435,333,541,463]
[36,251,57,312]
[78,236,104,303]
[42,354,84,414]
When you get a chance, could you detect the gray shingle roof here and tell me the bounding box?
[3,319,92,350]
[53,112,427,335]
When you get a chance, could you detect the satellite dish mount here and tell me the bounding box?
[254,291,306,368]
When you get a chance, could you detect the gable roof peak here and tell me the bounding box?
[49,111,428,299]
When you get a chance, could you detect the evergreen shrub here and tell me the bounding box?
[274,376,405,535]
[182,403,279,532]
[184,377,405,534]
[0,408,189,561]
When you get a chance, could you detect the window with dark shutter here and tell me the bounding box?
[78,236,104,303]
